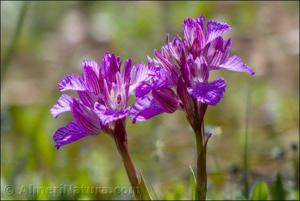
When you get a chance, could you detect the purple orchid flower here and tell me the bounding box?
[131,15,254,123]
[50,52,154,149]
[130,16,254,200]
[51,52,152,199]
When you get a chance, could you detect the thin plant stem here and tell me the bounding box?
[194,120,207,200]
[242,78,251,198]
[113,120,151,200]
[1,1,30,83]
[191,102,208,200]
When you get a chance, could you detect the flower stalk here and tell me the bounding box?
[113,120,151,200]
[194,120,207,200]
[188,102,208,200]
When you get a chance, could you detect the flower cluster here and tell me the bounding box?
[130,16,254,125]
[50,52,154,148]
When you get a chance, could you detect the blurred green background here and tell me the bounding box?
[1,1,299,200]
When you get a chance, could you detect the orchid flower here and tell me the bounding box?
[50,52,152,200]
[131,16,254,200]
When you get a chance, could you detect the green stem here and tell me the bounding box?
[2,1,30,83]
[113,120,151,200]
[242,79,251,198]
[194,119,207,200]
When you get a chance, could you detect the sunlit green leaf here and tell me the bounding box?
[251,181,269,200]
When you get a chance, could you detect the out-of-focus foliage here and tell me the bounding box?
[251,181,269,200]
[270,173,287,200]
[1,1,299,200]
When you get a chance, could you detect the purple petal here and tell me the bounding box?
[94,102,129,125]
[206,20,231,44]
[191,28,205,56]
[222,38,232,60]
[183,18,206,52]
[208,37,226,66]
[129,64,153,95]
[177,78,194,117]
[82,60,101,93]
[154,50,174,74]
[58,74,85,91]
[154,50,180,84]
[82,60,99,76]
[152,88,179,113]
[123,58,132,96]
[130,95,166,123]
[182,55,194,86]
[100,52,121,83]
[78,91,98,108]
[135,82,152,98]
[71,99,100,133]
[197,15,205,29]
[98,76,110,104]
[188,78,227,105]
[157,65,178,87]
[50,94,73,118]
[194,56,209,83]
[53,121,90,149]
[218,56,255,75]
[168,36,185,62]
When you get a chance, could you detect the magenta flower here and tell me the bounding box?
[50,52,155,149]
[131,16,254,122]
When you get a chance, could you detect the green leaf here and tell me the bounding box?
[138,171,153,200]
[189,166,197,200]
[251,181,269,200]
[271,173,286,200]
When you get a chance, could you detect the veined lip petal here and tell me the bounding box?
[94,102,129,125]
[188,78,227,105]
[53,121,92,149]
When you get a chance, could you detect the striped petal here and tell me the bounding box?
[219,56,255,75]
[130,95,166,123]
[100,52,121,84]
[129,64,153,95]
[78,91,98,108]
[53,121,90,149]
[50,94,73,118]
[58,74,86,91]
[206,20,231,44]
[152,87,179,113]
[82,60,101,93]
[94,102,129,125]
[188,78,227,105]
[71,99,100,133]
